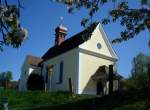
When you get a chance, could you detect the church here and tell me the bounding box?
[19,22,122,95]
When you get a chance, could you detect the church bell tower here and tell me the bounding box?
[55,17,68,46]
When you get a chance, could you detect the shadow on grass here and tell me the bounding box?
[15,88,150,110]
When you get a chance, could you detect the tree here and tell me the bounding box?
[27,74,45,91]
[125,53,150,90]
[1,0,149,51]
[0,0,27,51]
[0,71,13,88]
[53,0,150,46]
[131,53,150,77]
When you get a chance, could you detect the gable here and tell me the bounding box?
[79,23,118,60]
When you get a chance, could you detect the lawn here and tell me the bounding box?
[0,88,150,110]
[0,89,94,110]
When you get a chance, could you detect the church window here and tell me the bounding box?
[58,61,64,84]
[97,43,102,49]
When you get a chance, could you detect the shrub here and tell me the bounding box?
[27,74,45,90]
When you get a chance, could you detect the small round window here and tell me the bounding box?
[97,43,102,49]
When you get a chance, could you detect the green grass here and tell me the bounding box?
[1,89,150,110]
[0,89,94,110]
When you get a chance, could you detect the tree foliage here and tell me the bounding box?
[131,53,150,77]
[125,53,150,90]
[27,74,45,91]
[52,0,150,46]
[0,0,27,51]
[0,71,13,88]
[1,0,149,51]
[0,71,13,81]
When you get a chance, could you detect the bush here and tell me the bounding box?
[27,74,45,90]
[125,72,149,91]
[113,101,146,110]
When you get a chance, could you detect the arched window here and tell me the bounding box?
[46,65,53,83]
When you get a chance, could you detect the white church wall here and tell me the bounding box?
[77,23,118,95]
[28,66,41,75]
[29,68,34,75]
[19,58,41,91]
[43,48,79,93]
[19,59,30,91]
[79,23,118,60]
[78,52,115,95]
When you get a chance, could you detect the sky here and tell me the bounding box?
[0,0,149,80]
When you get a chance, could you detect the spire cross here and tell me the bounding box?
[60,16,64,26]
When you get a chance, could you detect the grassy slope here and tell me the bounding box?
[0,89,150,110]
[0,89,93,110]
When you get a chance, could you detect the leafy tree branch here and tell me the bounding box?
[0,0,27,51]
[52,0,150,46]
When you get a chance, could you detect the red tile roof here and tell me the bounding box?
[27,55,43,66]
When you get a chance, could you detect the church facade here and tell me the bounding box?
[19,22,121,95]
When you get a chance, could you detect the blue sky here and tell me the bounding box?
[0,0,149,80]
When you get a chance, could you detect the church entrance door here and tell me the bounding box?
[96,81,103,95]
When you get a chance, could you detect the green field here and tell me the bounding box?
[0,89,150,110]
[0,89,93,110]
